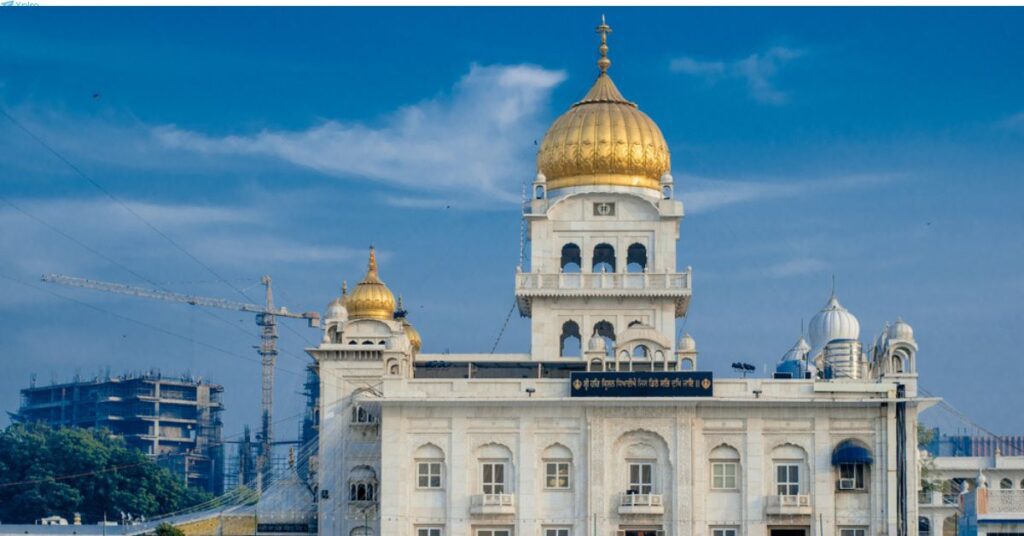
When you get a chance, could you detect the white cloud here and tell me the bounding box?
[681,172,900,214]
[670,46,803,105]
[155,64,566,203]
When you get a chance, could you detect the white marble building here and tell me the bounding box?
[310,21,926,536]
[918,452,1024,536]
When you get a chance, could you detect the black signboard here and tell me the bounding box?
[570,371,713,397]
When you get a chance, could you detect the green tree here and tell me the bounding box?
[0,422,212,524]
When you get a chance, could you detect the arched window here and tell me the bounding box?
[542,444,573,490]
[626,243,647,273]
[362,340,374,345]
[1020,478,1024,489]
[633,345,649,359]
[535,185,545,199]
[893,355,904,373]
[349,466,377,503]
[594,320,615,356]
[662,185,672,200]
[350,527,372,536]
[919,517,931,536]
[709,444,741,490]
[592,243,616,273]
[415,443,445,490]
[1001,478,1014,489]
[589,358,604,371]
[772,444,808,496]
[681,357,694,371]
[561,243,582,273]
[560,320,581,357]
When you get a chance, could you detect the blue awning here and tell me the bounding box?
[832,440,874,465]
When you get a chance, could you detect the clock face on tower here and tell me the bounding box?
[593,202,616,217]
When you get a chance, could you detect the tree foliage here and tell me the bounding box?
[0,422,211,524]
[154,522,186,536]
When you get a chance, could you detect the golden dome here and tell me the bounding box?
[537,19,670,192]
[345,247,396,321]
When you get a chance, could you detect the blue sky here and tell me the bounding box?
[1,8,1023,440]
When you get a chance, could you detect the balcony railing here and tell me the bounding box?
[766,494,812,516]
[515,270,692,316]
[469,493,515,515]
[618,493,665,515]
[515,271,691,293]
[985,489,1024,514]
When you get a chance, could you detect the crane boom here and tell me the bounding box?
[41,273,319,325]
[41,272,320,492]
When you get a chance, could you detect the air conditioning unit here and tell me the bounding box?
[839,478,857,490]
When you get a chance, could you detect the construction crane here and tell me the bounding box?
[41,273,320,490]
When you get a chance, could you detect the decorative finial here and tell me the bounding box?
[367,246,379,279]
[342,280,347,296]
[831,274,837,298]
[596,15,612,74]
[398,295,404,310]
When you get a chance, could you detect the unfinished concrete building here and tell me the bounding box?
[14,371,224,494]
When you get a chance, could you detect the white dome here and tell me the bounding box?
[888,318,914,341]
[587,333,607,352]
[782,336,811,362]
[326,296,348,321]
[534,171,547,183]
[678,333,696,352]
[809,294,860,349]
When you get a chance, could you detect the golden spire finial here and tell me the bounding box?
[366,246,379,281]
[596,15,612,74]
[397,295,404,310]
[341,280,347,296]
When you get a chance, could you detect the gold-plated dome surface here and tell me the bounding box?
[403,320,422,353]
[536,19,670,191]
[346,248,396,321]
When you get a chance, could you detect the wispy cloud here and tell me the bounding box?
[0,196,362,295]
[997,111,1024,131]
[682,172,901,214]
[670,46,803,105]
[155,64,566,203]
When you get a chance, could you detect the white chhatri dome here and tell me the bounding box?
[678,333,696,352]
[587,333,607,352]
[809,294,860,349]
[888,318,914,341]
[326,295,348,322]
[782,336,811,362]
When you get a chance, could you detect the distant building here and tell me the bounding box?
[14,371,224,494]
[919,452,1024,536]
[923,429,1024,458]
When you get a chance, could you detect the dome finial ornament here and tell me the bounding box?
[596,15,612,74]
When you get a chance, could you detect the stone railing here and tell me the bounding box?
[470,493,516,515]
[618,493,665,515]
[985,489,1024,514]
[515,270,691,293]
[766,494,812,515]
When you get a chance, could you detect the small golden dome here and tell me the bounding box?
[345,247,396,321]
[537,19,670,192]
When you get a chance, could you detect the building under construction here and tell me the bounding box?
[14,371,225,494]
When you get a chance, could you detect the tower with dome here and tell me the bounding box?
[309,20,926,536]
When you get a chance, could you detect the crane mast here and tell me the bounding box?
[41,273,319,491]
